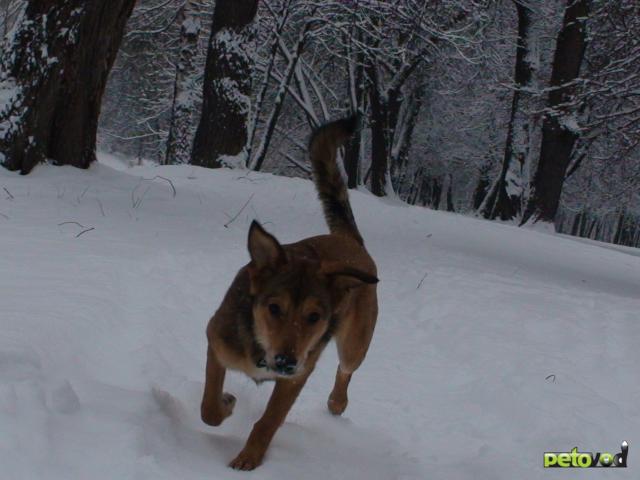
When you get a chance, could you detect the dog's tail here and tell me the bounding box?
[309,117,363,245]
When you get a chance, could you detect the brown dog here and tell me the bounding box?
[200,117,379,470]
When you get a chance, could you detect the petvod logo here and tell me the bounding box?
[544,441,628,468]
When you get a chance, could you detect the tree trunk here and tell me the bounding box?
[0,0,136,174]
[367,64,389,197]
[343,121,362,189]
[431,178,442,210]
[472,158,493,210]
[368,104,388,196]
[368,67,402,197]
[480,2,536,220]
[445,174,455,212]
[521,0,590,224]
[165,0,201,165]
[343,33,366,189]
[418,175,442,209]
[390,86,423,198]
[191,0,257,169]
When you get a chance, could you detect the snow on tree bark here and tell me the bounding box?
[165,0,201,165]
[191,0,258,169]
[0,0,136,174]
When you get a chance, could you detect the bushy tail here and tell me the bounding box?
[309,117,363,245]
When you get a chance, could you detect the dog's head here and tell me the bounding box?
[246,221,377,377]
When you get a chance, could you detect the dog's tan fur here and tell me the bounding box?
[201,118,378,470]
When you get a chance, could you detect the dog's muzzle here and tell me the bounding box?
[256,355,297,375]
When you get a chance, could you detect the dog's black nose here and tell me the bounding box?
[274,354,297,374]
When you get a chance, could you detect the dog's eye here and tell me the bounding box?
[268,303,281,316]
[307,312,320,324]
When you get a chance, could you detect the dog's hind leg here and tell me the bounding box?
[328,341,368,416]
[201,345,236,426]
[328,367,353,415]
[328,289,377,415]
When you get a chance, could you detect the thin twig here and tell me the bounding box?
[224,194,255,228]
[131,180,142,208]
[97,199,106,217]
[132,185,152,209]
[3,187,14,200]
[278,151,312,173]
[58,221,85,228]
[76,227,95,238]
[77,186,90,202]
[416,271,428,289]
[131,176,177,209]
[145,175,176,197]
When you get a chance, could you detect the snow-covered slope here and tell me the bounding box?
[1,157,638,479]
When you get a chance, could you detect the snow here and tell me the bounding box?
[559,113,581,134]
[0,155,638,479]
[218,151,248,169]
[182,18,201,37]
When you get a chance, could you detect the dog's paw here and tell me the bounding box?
[229,448,263,471]
[327,393,348,415]
[201,392,236,426]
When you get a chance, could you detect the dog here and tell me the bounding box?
[200,117,379,471]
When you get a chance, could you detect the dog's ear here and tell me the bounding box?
[247,220,286,271]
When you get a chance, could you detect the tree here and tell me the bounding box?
[165,0,202,165]
[82,0,637,248]
[249,9,316,172]
[99,0,212,163]
[480,1,541,221]
[343,25,367,189]
[191,0,258,169]
[0,0,137,174]
[356,2,490,197]
[521,0,590,224]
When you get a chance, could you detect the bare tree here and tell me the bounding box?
[479,1,544,221]
[0,0,136,174]
[249,7,317,171]
[81,0,637,248]
[165,0,202,165]
[354,2,489,196]
[99,0,212,163]
[191,0,258,169]
[521,0,590,224]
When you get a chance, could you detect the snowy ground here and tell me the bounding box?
[1,154,639,479]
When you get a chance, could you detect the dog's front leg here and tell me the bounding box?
[201,345,235,426]
[229,374,309,470]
